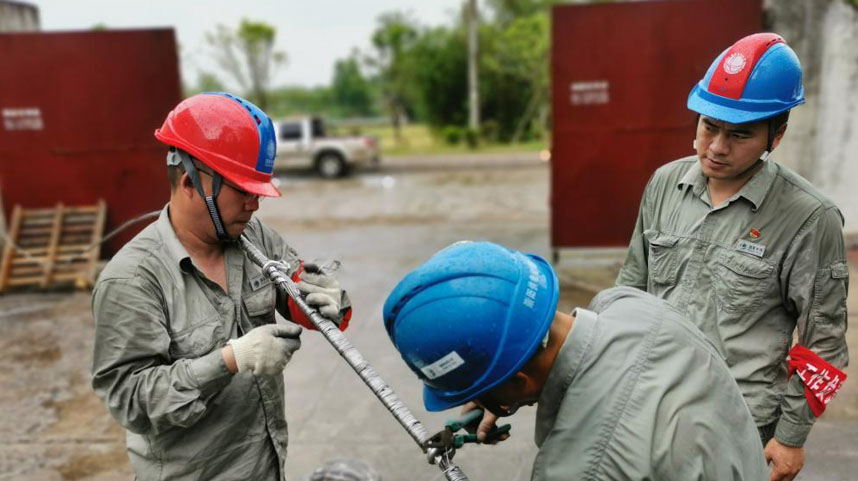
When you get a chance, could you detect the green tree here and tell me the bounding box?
[363,3,554,144]
[205,19,287,110]
[485,0,554,26]
[484,13,549,141]
[331,51,375,117]
[406,26,469,128]
[367,12,419,143]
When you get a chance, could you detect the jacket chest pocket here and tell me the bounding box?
[170,316,224,359]
[713,251,773,314]
[244,282,277,327]
[645,230,680,286]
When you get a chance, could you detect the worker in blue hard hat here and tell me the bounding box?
[385,241,768,481]
[617,33,849,481]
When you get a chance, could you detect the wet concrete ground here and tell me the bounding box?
[1,152,856,480]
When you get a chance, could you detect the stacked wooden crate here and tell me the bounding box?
[0,201,106,292]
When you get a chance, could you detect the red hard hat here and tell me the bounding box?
[155,93,281,197]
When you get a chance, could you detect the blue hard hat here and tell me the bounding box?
[687,33,805,124]
[383,241,559,412]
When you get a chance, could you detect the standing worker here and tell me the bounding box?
[617,33,849,481]
[384,241,769,481]
[91,93,352,480]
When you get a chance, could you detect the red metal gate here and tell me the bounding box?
[550,0,762,250]
[0,29,181,255]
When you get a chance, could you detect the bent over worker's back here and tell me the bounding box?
[532,286,767,481]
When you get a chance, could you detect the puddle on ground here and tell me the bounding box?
[359,174,398,189]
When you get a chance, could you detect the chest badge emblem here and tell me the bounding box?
[749,228,761,239]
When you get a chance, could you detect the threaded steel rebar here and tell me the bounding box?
[239,236,470,481]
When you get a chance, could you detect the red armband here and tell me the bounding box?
[286,261,351,332]
[787,345,847,417]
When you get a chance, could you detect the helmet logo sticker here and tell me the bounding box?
[264,138,276,170]
[420,351,465,380]
[523,259,544,310]
[723,53,747,75]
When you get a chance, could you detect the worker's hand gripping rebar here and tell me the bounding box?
[239,236,471,481]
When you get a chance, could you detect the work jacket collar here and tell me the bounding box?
[734,159,778,211]
[534,308,598,447]
[677,157,778,211]
[677,160,708,198]
[155,204,195,273]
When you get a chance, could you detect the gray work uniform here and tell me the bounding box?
[617,156,849,447]
[91,207,324,480]
[532,287,767,481]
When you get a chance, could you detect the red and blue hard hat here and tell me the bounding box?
[687,33,805,124]
[155,92,280,197]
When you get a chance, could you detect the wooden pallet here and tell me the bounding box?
[0,201,107,292]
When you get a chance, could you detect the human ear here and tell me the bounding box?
[181,173,196,198]
[513,372,531,390]
[771,124,788,151]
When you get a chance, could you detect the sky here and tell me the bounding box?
[26,0,466,89]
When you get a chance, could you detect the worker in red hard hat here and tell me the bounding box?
[154,92,281,241]
[91,93,353,480]
[618,33,849,481]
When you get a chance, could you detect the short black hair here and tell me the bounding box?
[766,111,790,151]
[167,152,219,192]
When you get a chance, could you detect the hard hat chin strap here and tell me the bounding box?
[168,149,232,242]
[762,114,786,162]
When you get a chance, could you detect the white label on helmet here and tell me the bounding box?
[723,53,747,75]
[522,258,545,310]
[421,351,465,380]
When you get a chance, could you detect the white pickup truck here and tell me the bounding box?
[272,117,380,178]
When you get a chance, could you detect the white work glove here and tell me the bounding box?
[296,262,343,323]
[228,323,302,376]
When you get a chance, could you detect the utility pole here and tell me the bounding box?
[467,0,480,131]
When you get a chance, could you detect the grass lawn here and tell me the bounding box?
[332,123,547,156]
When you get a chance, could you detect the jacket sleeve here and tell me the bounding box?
[90,276,233,435]
[616,174,656,290]
[776,205,850,447]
